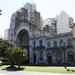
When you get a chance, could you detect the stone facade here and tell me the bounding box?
[30,32,75,65]
[8,3,75,65]
[34,11,41,30]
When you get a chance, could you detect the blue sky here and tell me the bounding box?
[0,0,75,37]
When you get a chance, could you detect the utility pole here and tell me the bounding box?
[61,43,67,69]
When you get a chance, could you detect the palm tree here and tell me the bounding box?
[7,46,28,68]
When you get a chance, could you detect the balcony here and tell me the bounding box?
[47,46,62,50]
[47,45,73,51]
[47,47,54,50]
[67,45,73,49]
[69,21,73,28]
[33,47,36,50]
[37,46,45,50]
[33,46,45,50]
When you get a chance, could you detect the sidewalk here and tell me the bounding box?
[0,70,75,75]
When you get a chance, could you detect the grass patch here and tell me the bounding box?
[0,65,75,74]
[22,66,75,74]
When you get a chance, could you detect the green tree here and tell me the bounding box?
[0,38,12,57]
[7,46,28,68]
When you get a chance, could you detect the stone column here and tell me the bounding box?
[29,41,33,64]
[36,50,39,64]
[52,51,56,64]
[43,50,48,64]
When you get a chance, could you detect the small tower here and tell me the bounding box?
[23,0,36,11]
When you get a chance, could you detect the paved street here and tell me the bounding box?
[0,70,75,75]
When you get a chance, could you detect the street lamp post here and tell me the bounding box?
[61,43,67,69]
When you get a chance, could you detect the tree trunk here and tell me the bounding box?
[11,64,14,67]
[18,65,20,69]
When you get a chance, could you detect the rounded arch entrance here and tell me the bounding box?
[47,52,52,64]
[48,56,52,64]
[67,51,74,65]
[16,29,29,49]
[33,54,36,64]
[16,29,29,63]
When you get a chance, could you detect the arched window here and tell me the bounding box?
[20,35,26,45]
[54,41,57,47]
[67,39,72,46]
[67,51,74,65]
[39,40,42,46]
[47,42,50,48]
[33,54,36,64]
[60,40,63,46]
[39,51,43,60]
[21,15,24,21]
[33,41,36,47]
[11,33,13,36]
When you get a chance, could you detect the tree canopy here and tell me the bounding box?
[7,46,28,68]
[0,38,12,57]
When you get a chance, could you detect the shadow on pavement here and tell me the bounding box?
[66,68,75,72]
[2,66,24,71]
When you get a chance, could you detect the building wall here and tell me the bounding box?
[30,32,75,65]
[56,11,73,34]
[9,13,16,45]
[4,29,10,40]
[9,3,41,45]
[44,18,57,35]
[24,3,36,24]
[34,11,41,30]
[44,18,52,26]
[43,11,73,34]
[73,25,75,39]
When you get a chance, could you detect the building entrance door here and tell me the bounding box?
[48,56,52,64]
[16,29,29,63]
[33,54,36,64]
[68,55,74,65]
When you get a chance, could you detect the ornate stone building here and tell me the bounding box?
[8,3,75,65]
